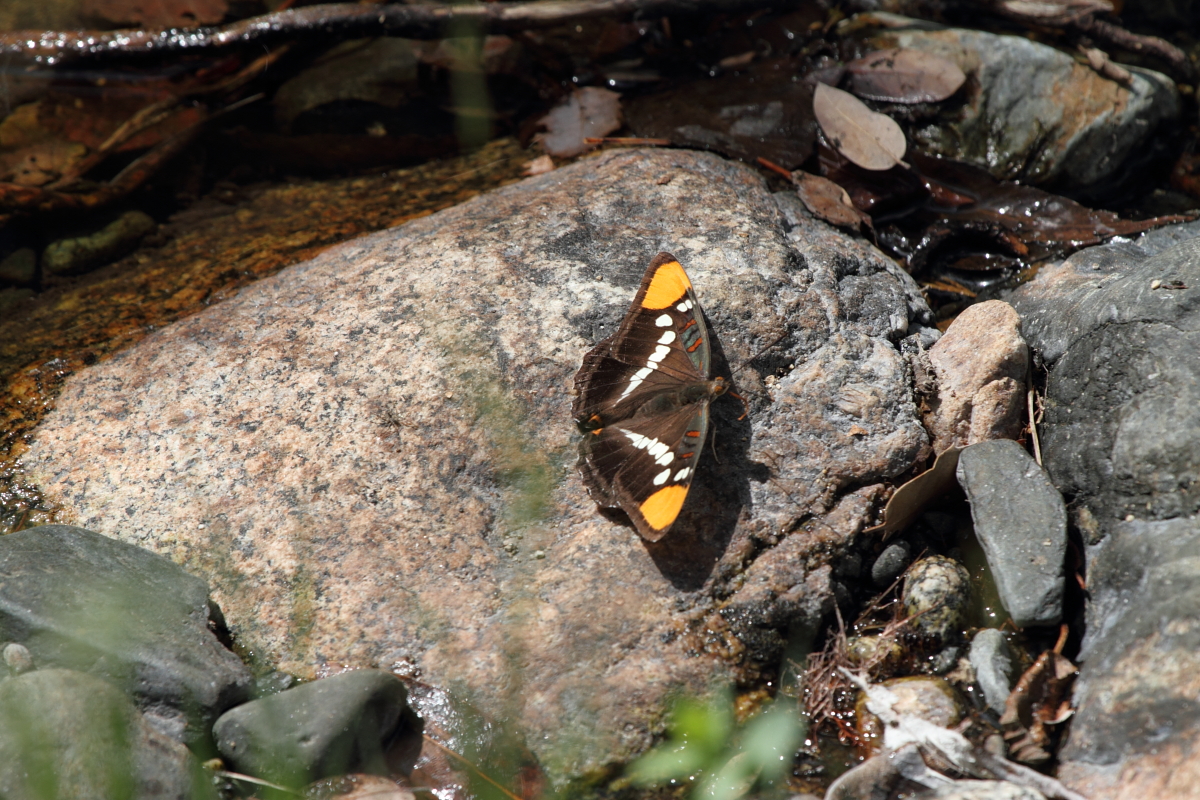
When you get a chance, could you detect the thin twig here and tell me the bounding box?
[1027,388,1042,466]
[1071,14,1197,82]
[421,734,524,800]
[0,0,789,63]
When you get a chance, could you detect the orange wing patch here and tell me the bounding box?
[640,260,692,309]
[639,484,688,531]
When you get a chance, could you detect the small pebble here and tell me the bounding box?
[2,643,34,675]
[871,541,912,586]
[902,555,971,641]
[1151,279,1162,289]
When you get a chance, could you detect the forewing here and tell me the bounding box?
[573,252,714,426]
[578,401,711,541]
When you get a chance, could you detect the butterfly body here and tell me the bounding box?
[572,252,735,541]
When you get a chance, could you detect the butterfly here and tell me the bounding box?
[572,252,739,541]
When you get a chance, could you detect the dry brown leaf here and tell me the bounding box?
[846,48,966,104]
[812,83,906,171]
[1000,649,1078,766]
[535,87,622,158]
[793,171,872,230]
[867,446,963,539]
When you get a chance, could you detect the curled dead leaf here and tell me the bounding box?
[846,48,966,104]
[812,83,906,171]
[793,170,872,230]
[867,446,963,539]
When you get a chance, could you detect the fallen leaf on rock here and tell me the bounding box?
[813,83,907,171]
[793,170,873,230]
[1000,647,1077,766]
[535,87,622,158]
[846,48,966,104]
[867,446,963,539]
[82,0,228,28]
[625,58,817,170]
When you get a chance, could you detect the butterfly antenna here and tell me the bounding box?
[724,330,792,419]
[731,330,791,376]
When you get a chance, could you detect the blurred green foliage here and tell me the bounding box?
[629,688,805,800]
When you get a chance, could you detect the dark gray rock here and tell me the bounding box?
[956,441,1066,628]
[213,669,414,789]
[1056,516,1200,798]
[852,15,1179,189]
[1008,223,1200,797]
[871,540,913,587]
[0,668,211,800]
[969,629,1014,714]
[0,525,252,743]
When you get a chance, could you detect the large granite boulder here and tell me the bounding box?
[25,148,932,781]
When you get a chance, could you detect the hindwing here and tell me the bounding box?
[578,403,711,542]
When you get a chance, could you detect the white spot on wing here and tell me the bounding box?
[676,298,693,312]
[622,430,675,466]
[658,330,676,345]
[654,468,671,485]
[674,467,691,482]
[648,344,671,363]
[655,313,673,327]
[618,365,657,401]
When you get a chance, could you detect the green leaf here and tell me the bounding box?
[738,700,805,782]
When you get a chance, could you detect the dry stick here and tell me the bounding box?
[0,0,790,62]
[1071,13,1197,82]
[420,735,524,800]
[1026,388,1043,467]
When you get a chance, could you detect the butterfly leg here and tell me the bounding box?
[729,391,749,421]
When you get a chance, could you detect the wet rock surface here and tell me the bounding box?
[0,668,209,800]
[24,148,933,780]
[1009,222,1200,797]
[855,15,1179,189]
[969,628,1014,715]
[0,524,252,744]
[956,440,1066,628]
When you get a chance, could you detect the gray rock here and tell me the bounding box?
[0,525,252,744]
[871,540,912,586]
[1008,223,1200,796]
[213,669,414,788]
[1056,516,1200,798]
[956,440,1066,628]
[855,15,1179,188]
[902,556,970,642]
[1010,224,1200,524]
[26,148,932,780]
[0,668,211,800]
[969,629,1014,714]
[2,642,33,675]
[926,301,1028,454]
